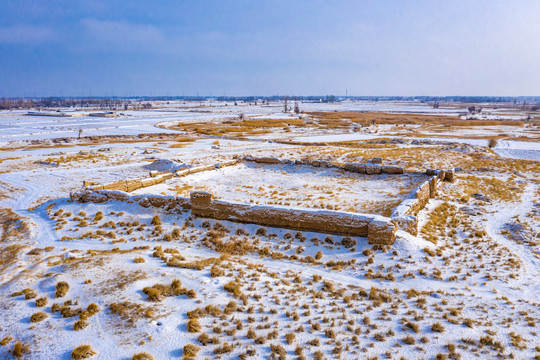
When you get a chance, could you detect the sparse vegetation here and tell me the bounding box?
[71,345,97,359]
[30,312,48,323]
[55,281,70,298]
[132,352,155,360]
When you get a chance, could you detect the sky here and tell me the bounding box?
[1,0,539,97]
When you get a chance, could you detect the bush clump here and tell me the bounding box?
[74,320,89,331]
[30,312,48,323]
[11,342,29,358]
[187,319,202,333]
[341,237,357,248]
[132,353,155,360]
[71,345,97,359]
[285,332,296,345]
[431,322,445,333]
[55,281,70,298]
[143,279,192,302]
[183,344,200,358]
[86,303,100,316]
[223,281,242,297]
[35,297,48,307]
[210,265,224,277]
[151,215,162,226]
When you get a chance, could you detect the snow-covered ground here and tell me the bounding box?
[134,162,425,215]
[0,101,539,360]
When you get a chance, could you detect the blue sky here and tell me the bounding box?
[1,0,539,97]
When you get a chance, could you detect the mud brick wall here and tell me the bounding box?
[71,189,397,246]
[189,191,396,245]
[391,168,454,235]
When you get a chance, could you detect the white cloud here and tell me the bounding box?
[80,19,166,45]
[0,25,56,44]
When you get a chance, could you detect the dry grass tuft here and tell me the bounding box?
[71,345,97,359]
[143,279,195,301]
[30,312,48,323]
[187,319,202,333]
[11,342,29,358]
[431,322,445,333]
[55,281,70,298]
[183,344,200,358]
[74,320,89,331]
[108,301,156,326]
[132,352,155,360]
[35,297,48,307]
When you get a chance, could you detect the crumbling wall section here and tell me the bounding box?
[84,159,239,192]
[391,168,455,235]
[70,189,397,245]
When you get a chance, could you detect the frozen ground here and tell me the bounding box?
[134,162,425,216]
[0,101,539,360]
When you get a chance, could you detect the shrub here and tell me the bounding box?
[325,329,336,339]
[151,215,162,226]
[55,281,70,298]
[134,257,146,263]
[405,321,419,333]
[402,335,415,345]
[61,307,84,318]
[74,320,89,331]
[488,138,498,148]
[11,288,37,299]
[270,344,286,359]
[210,265,224,277]
[143,280,191,301]
[183,344,200,358]
[315,251,323,260]
[285,332,296,344]
[71,345,97,359]
[187,319,202,333]
[11,342,29,358]
[24,289,37,300]
[224,281,242,297]
[30,312,48,323]
[1,336,13,346]
[35,297,48,307]
[197,333,219,346]
[431,322,445,333]
[94,211,104,222]
[342,237,357,248]
[132,353,154,360]
[213,342,233,354]
[86,303,100,316]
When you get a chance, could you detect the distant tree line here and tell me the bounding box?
[1,95,539,110]
[0,97,156,111]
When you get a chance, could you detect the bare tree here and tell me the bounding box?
[294,101,300,114]
[283,96,289,113]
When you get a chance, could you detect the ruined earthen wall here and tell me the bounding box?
[71,189,397,245]
[77,157,454,246]
[391,168,455,235]
[86,159,239,192]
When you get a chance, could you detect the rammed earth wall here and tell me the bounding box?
[74,156,455,246]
